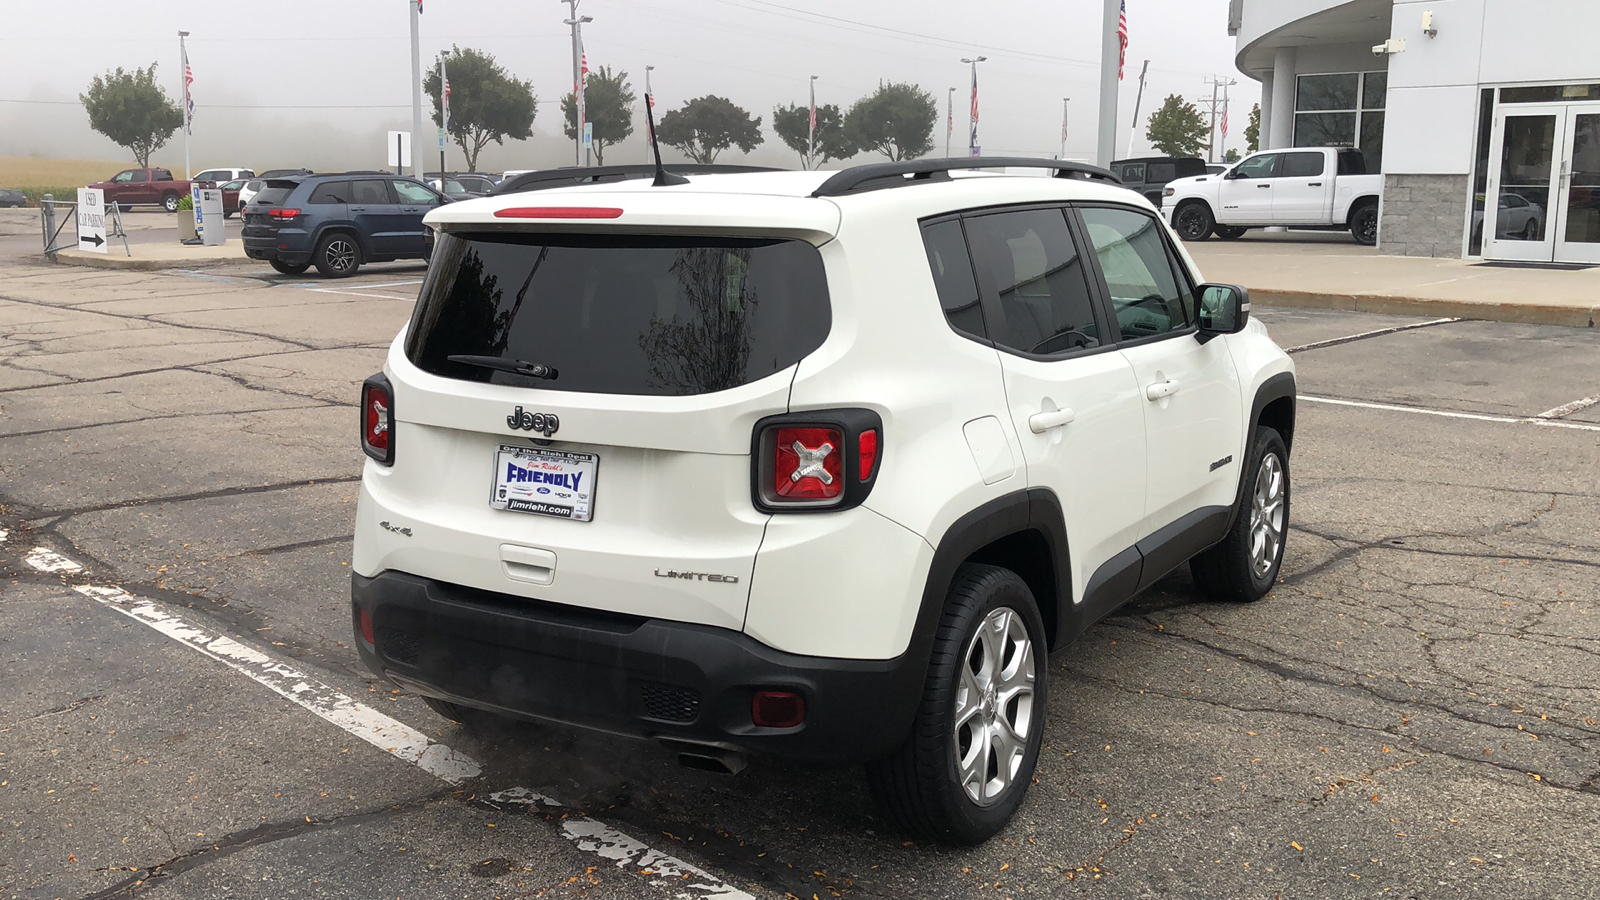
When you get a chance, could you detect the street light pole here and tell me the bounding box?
[960,55,986,157]
[644,64,654,163]
[1061,97,1070,159]
[946,87,955,158]
[1096,0,1119,167]
[562,0,592,166]
[409,0,423,177]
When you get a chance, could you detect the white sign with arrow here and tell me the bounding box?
[76,187,107,254]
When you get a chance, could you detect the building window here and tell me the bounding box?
[1295,72,1386,172]
[1501,83,1600,103]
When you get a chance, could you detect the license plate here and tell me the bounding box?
[490,444,598,521]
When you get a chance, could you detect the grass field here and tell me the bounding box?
[0,155,130,206]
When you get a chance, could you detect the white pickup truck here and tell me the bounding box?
[1161,147,1383,245]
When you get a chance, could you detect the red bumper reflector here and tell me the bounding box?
[359,608,375,644]
[751,691,805,728]
[858,429,878,481]
[494,206,624,219]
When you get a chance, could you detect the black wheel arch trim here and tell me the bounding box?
[1226,371,1296,533]
[314,224,372,257]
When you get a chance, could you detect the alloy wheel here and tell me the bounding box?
[1249,452,1286,578]
[325,239,356,273]
[952,607,1037,807]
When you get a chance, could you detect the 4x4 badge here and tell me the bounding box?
[507,406,560,437]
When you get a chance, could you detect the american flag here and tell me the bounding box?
[416,0,423,13]
[809,101,816,136]
[182,45,194,134]
[1221,101,1230,137]
[969,67,979,151]
[1117,1,1129,81]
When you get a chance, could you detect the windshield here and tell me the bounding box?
[406,232,831,396]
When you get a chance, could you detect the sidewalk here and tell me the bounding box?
[1187,232,1600,328]
[53,240,247,270]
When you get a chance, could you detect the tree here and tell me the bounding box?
[843,82,937,161]
[772,103,854,169]
[79,65,182,167]
[655,96,763,164]
[424,47,537,172]
[561,66,635,166]
[1245,103,1261,153]
[1224,147,1241,163]
[1145,94,1208,158]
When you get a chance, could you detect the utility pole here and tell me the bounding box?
[1202,75,1237,162]
[409,0,423,178]
[961,55,986,157]
[178,31,191,179]
[644,65,654,163]
[1096,0,1120,167]
[808,74,818,169]
[1125,60,1149,158]
[1061,97,1070,159]
[562,0,592,166]
[946,87,955,158]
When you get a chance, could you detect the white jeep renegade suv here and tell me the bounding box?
[352,158,1296,845]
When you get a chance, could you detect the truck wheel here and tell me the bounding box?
[866,564,1047,845]
[1350,202,1379,246]
[162,192,180,213]
[1214,225,1248,240]
[1173,202,1215,241]
[313,233,362,277]
[1191,426,1290,603]
[269,258,310,276]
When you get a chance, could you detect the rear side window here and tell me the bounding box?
[309,181,352,204]
[920,219,986,339]
[964,209,1100,356]
[1120,163,1146,183]
[1147,163,1176,182]
[1281,152,1326,177]
[407,233,831,396]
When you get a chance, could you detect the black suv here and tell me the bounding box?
[1109,156,1208,205]
[242,174,447,277]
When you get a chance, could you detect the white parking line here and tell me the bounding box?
[1282,317,1461,353]
[1537,396,1600,419]
[22,550,755,899]
[1303,395,1600,432]
[309,288,420,300]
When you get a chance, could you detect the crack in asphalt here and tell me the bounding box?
[16,476,361,523]
[78,790,455,899]
[0,291,321,351]
[0,404,336,439]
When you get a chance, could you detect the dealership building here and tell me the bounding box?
[1230,0,1600,263]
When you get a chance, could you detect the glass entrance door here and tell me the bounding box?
[1484,107,1561,262]
[1553,107,1600,264]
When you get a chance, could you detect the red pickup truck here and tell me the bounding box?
[88,168,209,212]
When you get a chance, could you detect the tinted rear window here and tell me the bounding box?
[407,233,831,396]
[309,181,352,204]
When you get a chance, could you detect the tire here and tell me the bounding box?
[1191,426,1290,603]
[161,192,180,213]
[1173,202,1215,242]
[1214,225,1248,240]
[269,258,310,276]
[422,696,517,735]
[313,232,362,277]
[866,564,1048,845]
[1350,202,1379,246]
[1520,218,1539,241]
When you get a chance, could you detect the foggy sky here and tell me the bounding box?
[0,0,1260,174]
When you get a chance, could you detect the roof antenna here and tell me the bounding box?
[645,92,688,186]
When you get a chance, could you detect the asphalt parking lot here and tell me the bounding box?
[2,251,1597,899]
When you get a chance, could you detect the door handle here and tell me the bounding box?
[1028,408,1076,433]
[1145,379,1181,401]
[349,206,367,212]
[1257,184,1272,189]
[1309,182,1323,187]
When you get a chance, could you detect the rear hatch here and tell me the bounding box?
[365,196,838,630]
[241,179,302,241]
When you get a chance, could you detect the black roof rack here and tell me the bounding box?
[492,164,784,196]
[812,157,1120,198]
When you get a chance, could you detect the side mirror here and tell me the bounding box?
[1197,283,1250,340]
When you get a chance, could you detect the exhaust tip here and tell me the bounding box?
[676,749,748,776]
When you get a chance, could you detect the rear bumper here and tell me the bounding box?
[351,571,926,764]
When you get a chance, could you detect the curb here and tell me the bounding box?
[1251,289,1598,329]
[50,249,246,271]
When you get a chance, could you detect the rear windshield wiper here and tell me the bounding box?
[447,355,559,380]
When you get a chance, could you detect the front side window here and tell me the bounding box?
[920,219,986,339]
[407,234,831,396]
[111,171,134,183]
[1079,206,1193,341]
[392,180,441,205]
[1233,153,1279,179]
[964,209,1100,356]
[351,180,391,204]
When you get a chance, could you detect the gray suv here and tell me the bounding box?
[242,174,447,277]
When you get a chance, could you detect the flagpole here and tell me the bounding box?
[1126,59,1149,159]
[438,51,448,176]
[644,65,654,163]
[1097,0,1121,167]
[961,55,986,157]
[562,0,592,166]
[409,0,424,178]
[178,31,190,179]
[807,75,817,170]
[1061,97,1070,159]
[946,87,954,158]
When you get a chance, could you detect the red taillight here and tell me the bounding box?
[361,375,394,464]
[268,208,301,220]
[858,429,878,482]
[751,691,805,728]
[493,206,624,219]
[773,426,843,501]
[358,608,375,645]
